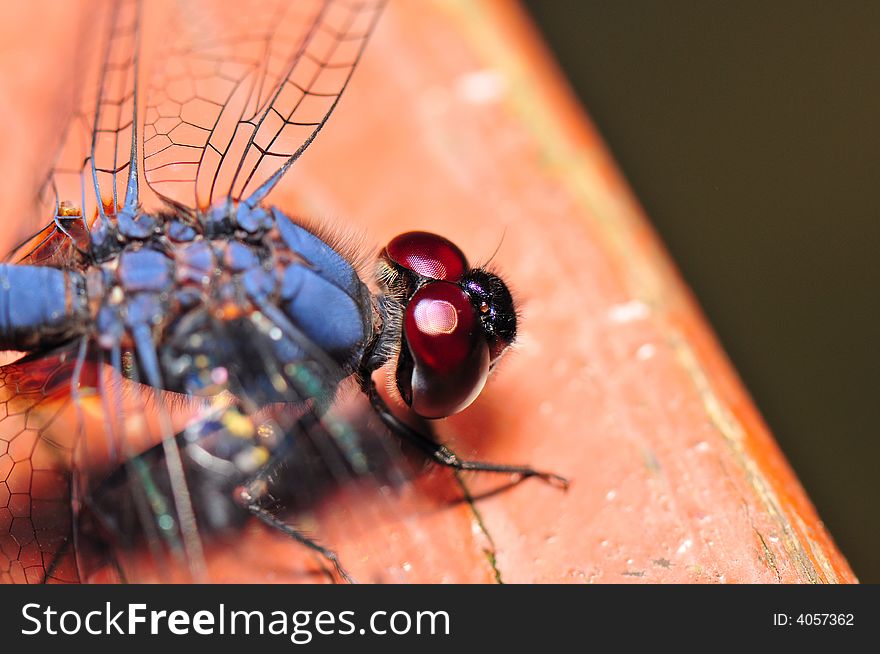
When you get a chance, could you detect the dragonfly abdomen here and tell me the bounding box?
[0,263,89,350]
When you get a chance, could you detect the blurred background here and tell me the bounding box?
[523,0,879,582]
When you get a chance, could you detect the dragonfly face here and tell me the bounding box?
[377,231,517,419]
[0,0,562,584]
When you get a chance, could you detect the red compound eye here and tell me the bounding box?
[385,231,468,281]
[399,281,490,418]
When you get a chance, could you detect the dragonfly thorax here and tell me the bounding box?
[34,202,376,401]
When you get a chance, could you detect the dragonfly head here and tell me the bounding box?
[378,231,517,419]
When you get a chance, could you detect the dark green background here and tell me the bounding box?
[523,1,878,582]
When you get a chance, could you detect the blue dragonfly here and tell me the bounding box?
[0,0,564,584]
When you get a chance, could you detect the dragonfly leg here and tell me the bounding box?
[238,483,355,584]
[365,380,569,489]
[41,535,72,584]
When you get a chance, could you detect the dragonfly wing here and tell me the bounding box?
[40,1,141,240]
[142,0,385,211]
[0,346,87,584]
[76,309,439,583]
[0,339,216,584]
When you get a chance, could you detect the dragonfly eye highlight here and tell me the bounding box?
[397,281,490,418]
[385,231,468,281]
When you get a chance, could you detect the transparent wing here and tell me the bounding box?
[32,0,141,239]
[0,342,210,584]
[143,0,385,212]
[0,349,80,583]
[73,313,458,583]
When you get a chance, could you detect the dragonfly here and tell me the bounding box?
[0,0,565,583]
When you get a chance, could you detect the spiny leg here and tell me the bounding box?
[218,317,357,584]
[41,337,90,584]
[104,344,170,580]
[365,380,569,489]
[131,325,207,580]
[237,482,354,584]
[41,532,72,584]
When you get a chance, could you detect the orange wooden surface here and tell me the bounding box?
[0,1,856,583]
